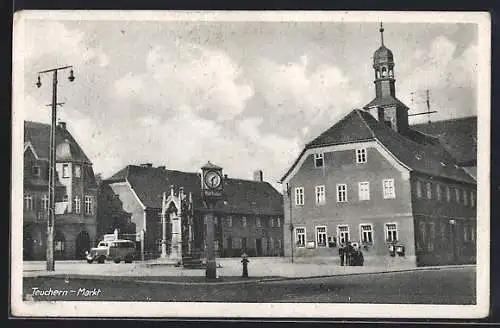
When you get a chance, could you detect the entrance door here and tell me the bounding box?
[256,238,262,256]
[75,230,91,259]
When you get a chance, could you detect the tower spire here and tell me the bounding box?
[379,22,385,46]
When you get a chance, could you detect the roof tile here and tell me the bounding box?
[106,165,283,216]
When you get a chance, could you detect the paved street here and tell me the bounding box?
[23,266,475,304]
[22,256,419,279]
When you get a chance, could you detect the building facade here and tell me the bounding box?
[98,164,284,259]
[23,121,98,260]
[280,25,477,267]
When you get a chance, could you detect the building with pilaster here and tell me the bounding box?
[23,121,98,260]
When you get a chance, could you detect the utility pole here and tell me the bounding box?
[36,65,75,271]
[286,183,294,263]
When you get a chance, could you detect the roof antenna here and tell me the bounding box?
[425,89,431,123]
[379,22,384,46]
[408,89,437,122]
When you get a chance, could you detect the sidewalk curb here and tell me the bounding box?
[23,264,475,285]
[255,264,476,283]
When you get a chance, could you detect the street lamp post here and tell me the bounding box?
[36,65,75,271]
[286,183,294,264]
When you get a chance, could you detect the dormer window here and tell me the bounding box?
[314,153,324,168]
[384,120,392,128]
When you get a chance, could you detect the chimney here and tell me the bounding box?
[224,174,228,179]
[140,163,153,168]
[253,170,263,182]
[58,121,67,130]
[158,165,166,170]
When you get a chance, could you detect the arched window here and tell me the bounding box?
[375,69,380,79]
[389,69,394,78]
[381,67,387,77]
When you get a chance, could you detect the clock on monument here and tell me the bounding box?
[201,161,223,199]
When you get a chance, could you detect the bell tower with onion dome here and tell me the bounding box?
[365,23,409,134]
[373,23,396,98]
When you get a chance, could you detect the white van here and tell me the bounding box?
[86,239,136,264]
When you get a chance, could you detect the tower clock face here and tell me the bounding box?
[204,170,222,189]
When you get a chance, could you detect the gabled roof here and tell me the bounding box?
[280,109,476,184]
[24,121,92,164]
[307,110,375,148]
[106,165,283,216]
[411,116,477,166]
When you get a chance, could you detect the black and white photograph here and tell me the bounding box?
[11,10,490,318]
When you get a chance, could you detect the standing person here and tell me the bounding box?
[338,243,345,266]
[346,242,354,266]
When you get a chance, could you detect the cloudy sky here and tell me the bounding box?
[19,14,479,190]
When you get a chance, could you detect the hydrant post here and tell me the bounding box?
[241,253,249,278]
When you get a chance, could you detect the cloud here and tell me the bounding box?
[114,73,144,98]
[398,36,477,123]
[113,42,254,123]
[252,54,363,139]
[24,21,109,69]
[400,36,477,98]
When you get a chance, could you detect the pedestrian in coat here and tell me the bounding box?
[346,242,355,266]
[338,243,345,266]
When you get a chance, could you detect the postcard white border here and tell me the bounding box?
[11,10,491,318]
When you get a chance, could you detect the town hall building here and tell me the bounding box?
[280,24,477,267]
